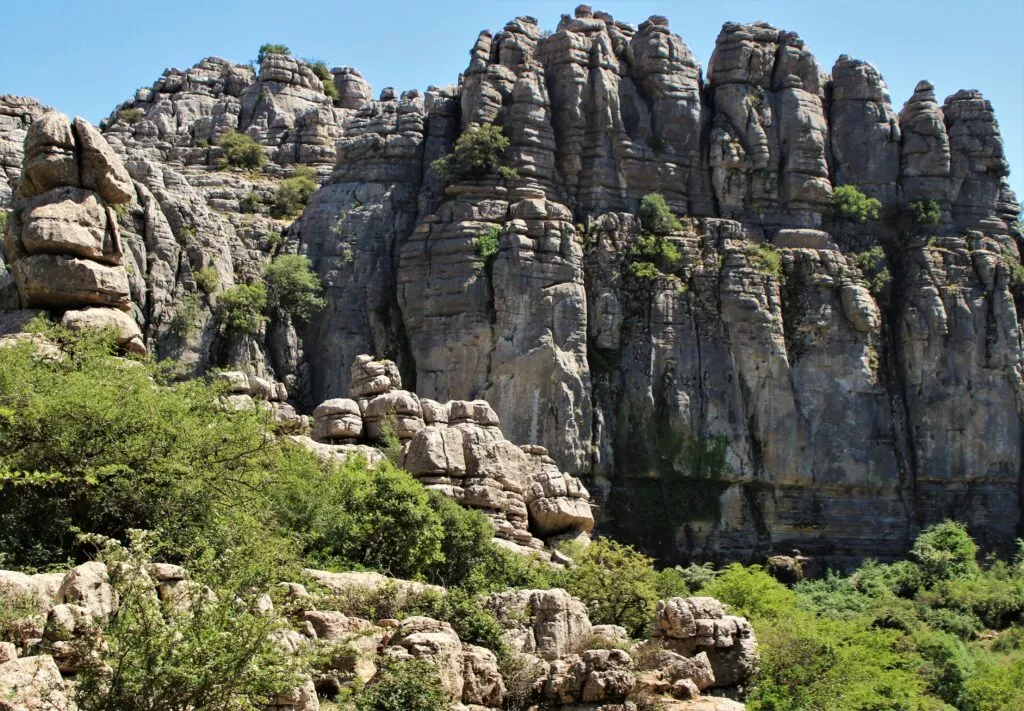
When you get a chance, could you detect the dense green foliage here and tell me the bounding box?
[217,130,266,170]
[432,124,517,183]
[699,524,1024,711]
[0,209,7,234]
[474,225,501,271]
[4,322,1024,710]
[257,43,291,63]
[75,535,305,711]
[638,193,682,235]
[353,659,448,711]
[829,184,882,223]
[263,254,325,321]
[856,246,892,293]
[907,199,943,226]
[218,282,268,334]
[627,233,683,280]
[193,266,220,294]
[271,166,318,217]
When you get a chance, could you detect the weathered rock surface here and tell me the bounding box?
[1,6,1022,565]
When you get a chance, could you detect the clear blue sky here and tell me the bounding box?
[2,0,1021,200]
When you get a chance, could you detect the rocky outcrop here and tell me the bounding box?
[0,6,1021,565]
[304,355,594,551]
[3,111,146,354]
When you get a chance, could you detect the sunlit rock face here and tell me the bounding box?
[1,5,1021,565]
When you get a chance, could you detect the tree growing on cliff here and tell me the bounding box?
[263,254,325,322]
[829,184,881,223]
[218,282,268,334]
[217,130,266,170]
[432,124,517,183]
[639,193,682,235]
[257,43,291,63]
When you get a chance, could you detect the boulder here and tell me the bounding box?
[74,116,134,205]
[487,588,592,659]
[461,643,505,707]
[349,354,402,398]
[386,616,465,701]
[57,561,117,622]
[61,307,145,355]
[0,655,73,710]
[13,253,130,309]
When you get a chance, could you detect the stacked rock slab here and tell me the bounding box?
[652,597,758,693]
[3,111,145,354]
[308,355,594,552]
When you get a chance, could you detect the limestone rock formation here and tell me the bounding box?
[305,355,594,551]
[0,6,1022,565]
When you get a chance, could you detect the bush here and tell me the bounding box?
[217,130,265,170]
[829,184,881,223]
[167,293,203,339]
[354,658,448,711]
[746,242,783,278]
[627,233,682,280]
[432,124,516,183]
[306,59,339,102]
[907,199,942,226]
[409,587,507,652]
[193,266,219,294]
[639,193,682,235]
[257,43,291,63]
[856,246,891,293]
[0,210,7,234]
[75,536,305,711]
[0,326,306,568]
[117,108,144,125]
[911,521,980,585]
[263,254,325,321]
[218,282,268,334]
[474,225,501,271]
[555,537,659,638]
[271,166,318,217]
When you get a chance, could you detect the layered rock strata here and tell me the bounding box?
[1,5,1022,564]
[306,355,595,551]
[3,111,145,354]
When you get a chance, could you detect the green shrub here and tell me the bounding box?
[907,199,942,226]
[117,108,144,125]
[240,191,263,213]
[911,520,980,585]
[263,254,325,321]
[627,233,682,280]
[746,242,783,278]
[0,210,7,234]
[699,563,798,621]
[655,563,716,598]
[354,658,448,711]
[960,657,1024,711]
[218,282,268,334]
[167,293,203,339]
[271,166,318,217]
[555,537,659,638]
[193,266,219,294]
[257,43,291,64]
[474,225,501,271]
[432,124,516,183]
[914,628,974,706]
[75,536,305,711]
[856,246,891,293]
[0,326,305,568]
[408,587,507,652]
[829,184,882,223]
[639,193,682,235]
[217,130,266,170]
[306,59,339,102]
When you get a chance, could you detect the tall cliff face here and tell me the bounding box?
[1,5,1021,565]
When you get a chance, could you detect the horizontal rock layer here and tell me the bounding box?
[1,6,1022,564]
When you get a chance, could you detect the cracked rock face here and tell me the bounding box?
[1,5,1022,565]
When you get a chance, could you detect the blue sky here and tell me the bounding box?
[2,0,1021,200]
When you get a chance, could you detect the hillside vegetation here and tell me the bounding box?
[0,323,1022,710]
